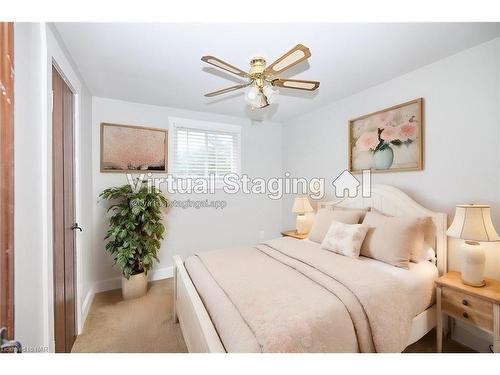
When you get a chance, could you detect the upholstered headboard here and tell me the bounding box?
[319,184,447,275]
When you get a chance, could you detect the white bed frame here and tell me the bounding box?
[173,184,447,352]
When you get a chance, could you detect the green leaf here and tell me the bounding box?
[404,138,414,145]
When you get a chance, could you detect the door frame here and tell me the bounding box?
[0,22,14,341]
[44,25,86,351]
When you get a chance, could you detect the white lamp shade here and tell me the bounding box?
[447,204,500,242]
[292,196,313,214]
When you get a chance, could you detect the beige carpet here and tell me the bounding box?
[72,278,187,353]
[73,277,473,353]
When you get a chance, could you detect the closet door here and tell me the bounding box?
[52,65,77,353]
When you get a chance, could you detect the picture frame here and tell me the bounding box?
[100,122,168,173]
[348,98,423,173]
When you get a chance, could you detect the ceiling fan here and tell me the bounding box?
[201,44,320,109]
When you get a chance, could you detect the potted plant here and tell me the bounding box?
[100,182,168,300]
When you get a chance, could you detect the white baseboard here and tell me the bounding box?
[93,266,174,293]
[79,266,174,333]
[80,287,95,334]
[452,320,493,353]
[149,266,174,282]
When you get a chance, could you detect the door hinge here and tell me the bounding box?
[51,90,54,113]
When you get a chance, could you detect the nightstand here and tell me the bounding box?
[435,271,500,353]
[281,230,308,240]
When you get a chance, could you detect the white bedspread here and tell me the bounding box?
[184,237,438,352]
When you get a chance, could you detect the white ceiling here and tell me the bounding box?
[55,23,500,122]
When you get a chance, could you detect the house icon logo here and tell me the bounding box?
[332,170,371,198]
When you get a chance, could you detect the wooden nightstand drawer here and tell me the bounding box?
[441,287,493,332]
[436,271,500,353]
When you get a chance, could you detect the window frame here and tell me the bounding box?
[168,117,242,184]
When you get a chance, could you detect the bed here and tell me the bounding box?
[172,185,447,352]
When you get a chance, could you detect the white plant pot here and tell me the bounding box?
[121,272,148,300]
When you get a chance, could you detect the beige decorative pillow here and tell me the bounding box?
[371,208,432,262]
[333,206,370,222]
[360,211,424,269]
[309,208,364,243]
[321,220,369,258]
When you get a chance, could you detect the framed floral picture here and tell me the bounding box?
[348,98,423,173]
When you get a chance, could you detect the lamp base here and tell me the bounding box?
[460,241,486,288]
[461,279,486,287]
[296,215,310,235]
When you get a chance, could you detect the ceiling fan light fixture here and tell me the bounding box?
[245,86,259,102]
[263,85,279,104]
[255,92,270,109]
[201,44,319,109]
[245,85,271,109]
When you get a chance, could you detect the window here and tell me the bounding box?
[169,118,241,181]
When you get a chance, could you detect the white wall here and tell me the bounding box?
[14,22,46,351]
[91,97,283,288]
[13,23,94,351]
[281,38,500,351]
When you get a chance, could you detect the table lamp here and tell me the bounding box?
[292,196,313,235]
[447,204,500,287]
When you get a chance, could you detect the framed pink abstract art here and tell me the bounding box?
[100,123,168,173]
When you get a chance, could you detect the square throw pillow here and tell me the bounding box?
[370,208,432,263]
[309,208,364,243]
[321,220,369,258]
[360,211,424,269]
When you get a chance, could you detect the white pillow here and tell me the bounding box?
[423,246,437,263]
[320,220,369,258]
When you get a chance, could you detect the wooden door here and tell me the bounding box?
[52,66,76,353]
[0,22,15,343]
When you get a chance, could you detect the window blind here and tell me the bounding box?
[172,124,241,181]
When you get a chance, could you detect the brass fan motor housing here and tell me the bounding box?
[249,57,267,77]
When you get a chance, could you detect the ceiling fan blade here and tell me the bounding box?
[204,83,250,97]
[201,55,249,78]
[265,44,311,76]
[272,78,320,91]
